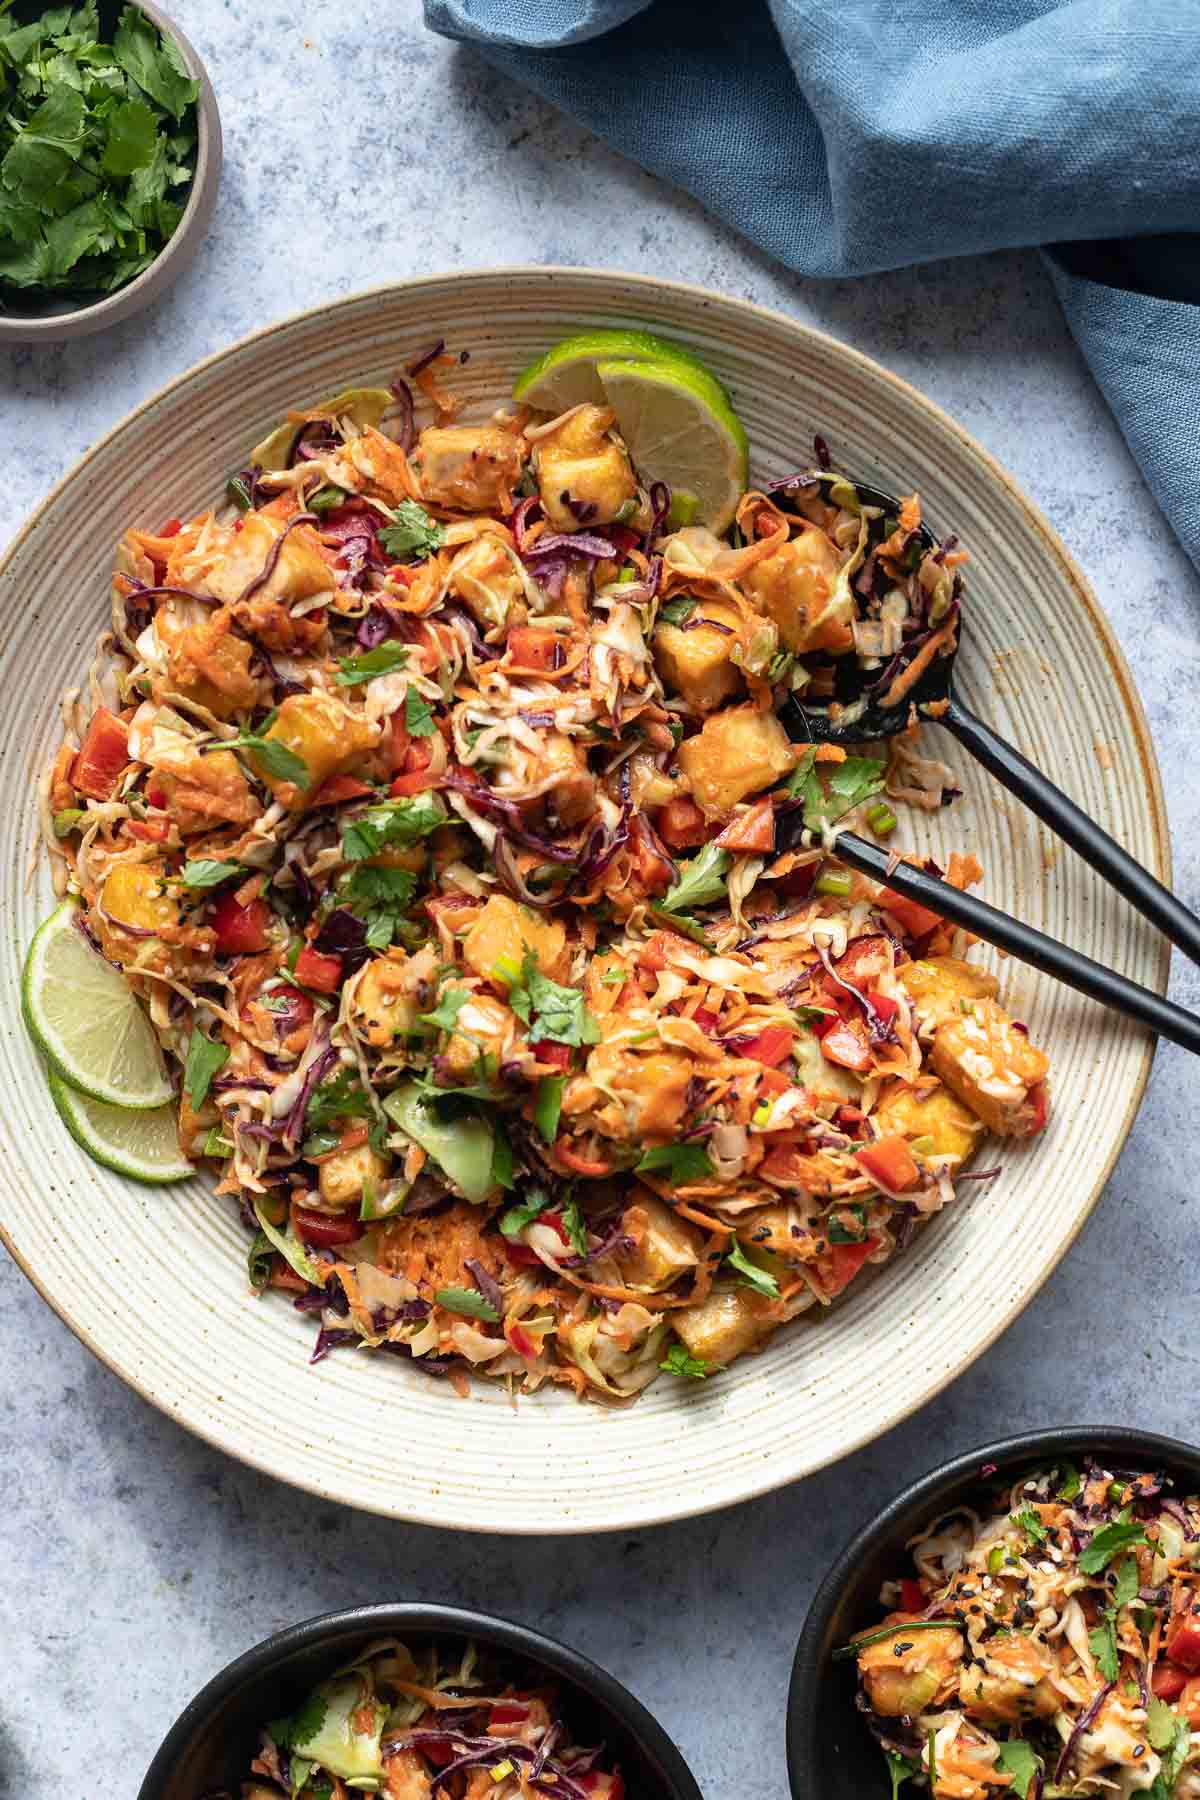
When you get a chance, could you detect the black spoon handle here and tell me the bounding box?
[942,696,1200,967]
[831,831,1200,1055]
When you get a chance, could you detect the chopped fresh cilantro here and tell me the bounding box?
[268,1690,328,1750]
[339,864,417,949]
[1148,1695,1180,1752]
[179,859,241,889]
[660,840,731,915]
[635,1143,713,1182]
[1111,1553,1140,1610]
[247,1230,273,1291]
[657,597,697,626]
[726,1236,780,1298]
[884,1751,921,1800]
[435,1286,500,1323]
[660,1343,709,1379]
[340,791,446,862]
[533,1075,563,1144]
[1012,1506,1048,1545]
[787,747,885,832]
[334,644,410,686]
[213,729,309,788]
[419,984,469,1034]
[994,1741,1039,1799]
[1078,1518,1149,1574]
[827,1203,867,1245]
[499,1191,551,1239]
[304,1068,370,1132]
[378,500,445,561]
[405,687,437,737]
[560,1198,588,1259]
[184,1032,228,1108]
[1088,1615,1119,1681]
[504,952,599,1047]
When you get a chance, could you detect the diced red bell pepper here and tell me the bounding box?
[311,774,373,806]
[654,796,710,849]
[822,1235,879,1295]
[691,1008,719,1033]
[387,709,411,773]
[832,933,890,990]
[820,1016,872,1072]
[210,892,272,955]
[1167,1613,1200,1672]
[531,1039,572,1070]
[900,1579,926,1614]
[146,782,168,809]
[292,1204,362,1248]
[126,816,170,843]
[741,1025,794,1067]
[856,1136,920,1192]
[758,1145,809,1185]
[507,626,564,670]
[72,707,131,801]
[877,885,943,940]
[504,1322,537,1361]
[1152,1662,1189,1702]
[504,1241,541,1267]
[158,516,183,537]
[541,1210,572,1247]
[488,1702,531,1729]
[715,796,776,853]
[294,946,343,993]
[389,769,438,796]
[420,1739,457,1767]
[868,991,900,1026]
[1027,1082,1050,1135]
[268,1257,309,1293]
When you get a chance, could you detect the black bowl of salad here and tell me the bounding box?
[137,1602,703,1800]
[788,1428,1200,1800]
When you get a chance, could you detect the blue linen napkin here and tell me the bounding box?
[425,0,1200,571]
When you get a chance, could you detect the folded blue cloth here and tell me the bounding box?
[426,0,1200,571]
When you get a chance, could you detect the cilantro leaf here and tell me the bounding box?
[379,500,445,561]
[419,984,469,1034]
[340,792,446,862]
[660,1343,709,1379]
[791,749,885,832]
[335,644,410,686]
[1111,1553,1140,1610]
[635,1143,714,1183]
[660,840,731,915]
[179,859,241,889]
[1148,1695,1180,1752]
[1088,1616,1119,1681]
[1012,1506,1048,1545]
[304,1068,370,1132]
[268,1689,328,1751]
[1078,1519,1150,1574]
[534,1075,563,1144]
[726,1236,781,1298]
[560,1198,588,1258]
[405,687,437,737]
[499,1190,550,1239]
[184,1032,228,1108]
[505,954,598,1047]
[113,5,199,121]
[884,1751,921,1800]
[215,730,309,788]
[339,864,417,950]
[994,1741,1039,1799]
[435,1285,500,1323]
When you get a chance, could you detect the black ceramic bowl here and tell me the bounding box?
[787,1426,1200,1799]
[138,1603,704,1800]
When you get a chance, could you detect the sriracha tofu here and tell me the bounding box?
[673,1287,778,1367]
[741,526,854,654]
[611,1193,704,1292]
[411,425,525,514]
[205,512,333,610]
[318,1142,390,1210]
[872,1079,983,1165]
[898,956,1000,1031]
[531,404,637,531]
[676,703,796,817]
[653,598,745,711]
[462,894,567,982]
[931,999,1049,1137]
[256,692,378,808]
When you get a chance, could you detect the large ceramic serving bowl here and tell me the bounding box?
[0,269,1169,1531]
[137,1602,703,1800]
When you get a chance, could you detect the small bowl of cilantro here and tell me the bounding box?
[0,0,220,341]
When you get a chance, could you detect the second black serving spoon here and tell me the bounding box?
[772,475,1200,1054]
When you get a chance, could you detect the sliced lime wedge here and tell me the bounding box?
[23,898,173,1109]
[48,1070,192,1184]
[596,357,750,535]
[512,327,716,414]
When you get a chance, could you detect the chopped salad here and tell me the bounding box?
[212,1635,623,1798]
[41,340,1050,1402]
[848,1460,1200,1798]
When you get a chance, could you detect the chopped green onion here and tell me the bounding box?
[815,871,852,898]
[909,1135,936,1155]
[987,1545,1005,1574]
[866,802,897,837]
[52,807,85,837]
[752,1102,772,1127]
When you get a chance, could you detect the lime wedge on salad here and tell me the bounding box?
[23,897,173,1109]
[513,328,750,534]
[47,1070,192,1184]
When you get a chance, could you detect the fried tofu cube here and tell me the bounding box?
[318,1141,390,1209]
[100,862,179,934]
[411,425,526,514]
[462,895,567,983]
[931,999,1049,1137]
[898,956,1000,1032]
[532,404,637,531]
[155,599,264,719]
[653,599,745,712]
[873,1079,983,1165]
[676,703,796,817]
[673,1287,778,1367]
[256,692,378,807]
[350,953,422,1047]
[205,512,333,610]
[585,1041,694,1138]
[443,992,517,1079]
[448,535,526,630]
[741,525,853,654]
[613,1193,705,1292]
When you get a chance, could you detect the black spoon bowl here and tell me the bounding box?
[769,471,1200,1047]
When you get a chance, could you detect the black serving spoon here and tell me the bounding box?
[774,475,1200,1054]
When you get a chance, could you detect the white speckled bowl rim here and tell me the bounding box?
[0,268,1169,1532]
